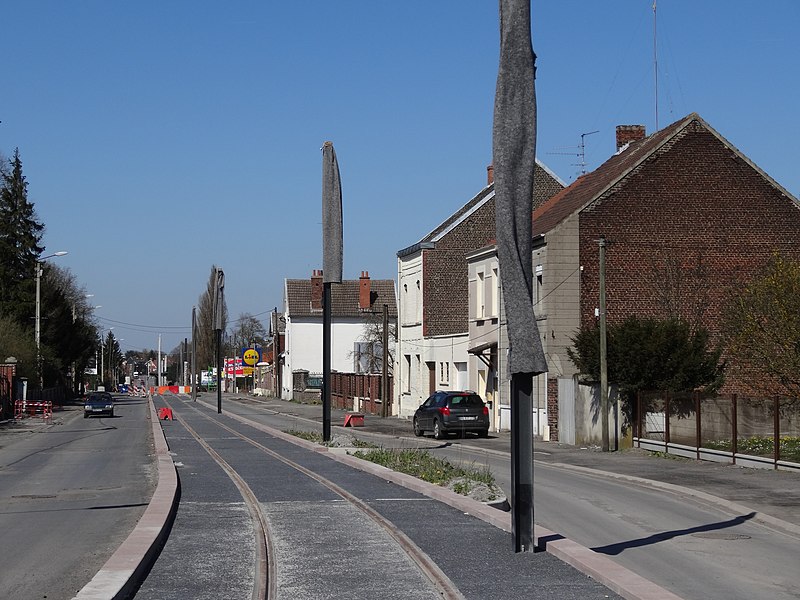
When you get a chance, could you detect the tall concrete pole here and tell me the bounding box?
[599,236,610,452]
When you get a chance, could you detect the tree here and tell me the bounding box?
[196,265,227,371]
[101,330,122,388]
[350,311,396,374]
[568,316,725,421]
[724,254,800,402]
[227,312,267,356]
[0,314,37,381]
[38,264,100,390]
[0,148,44,321]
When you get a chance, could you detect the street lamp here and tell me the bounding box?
[35,251,68,388]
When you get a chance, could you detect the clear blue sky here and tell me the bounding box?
[2,1,798,353]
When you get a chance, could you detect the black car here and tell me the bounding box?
[413,391,490,439]
[84,393,114,418]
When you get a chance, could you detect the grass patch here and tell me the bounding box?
[286,430,501,500]
[352,447,500,500]
[703,436,800,462]
[286,429,377,449]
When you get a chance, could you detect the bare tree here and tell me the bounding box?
[196,265,227,370]
[350,311,395,374]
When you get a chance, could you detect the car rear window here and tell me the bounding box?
[448,394,483,408]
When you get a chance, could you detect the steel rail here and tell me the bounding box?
[163,398,272,600]
[167,398,465,600]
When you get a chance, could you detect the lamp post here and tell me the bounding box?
[35,251,68,388]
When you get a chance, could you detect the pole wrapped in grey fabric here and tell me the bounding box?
[493,0,547,376]
[212,268,225,331]
[322,141,343,284]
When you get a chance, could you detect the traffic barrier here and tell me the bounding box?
[158,407,174,420]
[343,412,365,427]
[14,400,53,421]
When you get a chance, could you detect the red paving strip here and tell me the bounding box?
[72,397,178,600]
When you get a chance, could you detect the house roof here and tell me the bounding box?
[398,159,565,257]
[285,278,397,318]
[532,112,800,235]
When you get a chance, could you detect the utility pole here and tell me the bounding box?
[191,306,197,401]
[382,303,389,418]
[599,236,610,452]
[157,334,162,388]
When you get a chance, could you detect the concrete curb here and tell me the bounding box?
[72,397,179,600]
[210,399,683,600]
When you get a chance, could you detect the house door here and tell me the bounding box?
[558,377,576,445]
[454,362,467,390]
[426,362,436,395]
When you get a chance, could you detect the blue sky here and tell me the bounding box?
[2,1,798,353]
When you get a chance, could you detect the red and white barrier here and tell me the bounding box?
[14,400,53,421]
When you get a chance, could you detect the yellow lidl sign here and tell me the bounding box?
[242,348,260,366]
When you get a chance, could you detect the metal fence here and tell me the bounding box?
[634,391,800,470]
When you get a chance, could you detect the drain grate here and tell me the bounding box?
[691,532,751,540]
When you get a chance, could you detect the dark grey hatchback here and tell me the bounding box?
[413,391,490,439]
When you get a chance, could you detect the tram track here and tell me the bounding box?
[162,396,465,600]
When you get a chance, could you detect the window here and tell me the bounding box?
[440,361,450,385]
[535,264,543,306]
[404,354,411,393]
[476,271,485,318]
[491,267,499,317]
[416,280,422,323]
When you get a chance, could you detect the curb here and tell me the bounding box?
[72,397,178,600]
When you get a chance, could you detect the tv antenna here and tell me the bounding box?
[548,130,600,177]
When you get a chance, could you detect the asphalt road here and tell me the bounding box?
[0,396,155,600]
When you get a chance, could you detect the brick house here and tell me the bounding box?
[533,113,800,442]
[395,161,564,422]
[281,270,397,401]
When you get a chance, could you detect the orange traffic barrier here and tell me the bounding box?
[158,407,174,421]
[343,412,364,427]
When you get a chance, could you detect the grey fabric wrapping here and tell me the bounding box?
[322,141,343,284]
[493,0,547,375]
[212,268,225,331]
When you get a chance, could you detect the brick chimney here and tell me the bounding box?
[359,271,371,310]
[616,125,646,151]
[487,164,494,185]
[311,269,323,310]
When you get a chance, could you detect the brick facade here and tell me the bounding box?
[575,118,800,394]
[422,163,565,338]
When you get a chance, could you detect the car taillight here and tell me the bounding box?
[482,406,489,416]
[438,406,451,416]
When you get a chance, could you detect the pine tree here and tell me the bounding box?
[0,148,45,321]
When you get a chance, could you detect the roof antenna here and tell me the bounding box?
[653,0,659,131]
[548,130,600,178]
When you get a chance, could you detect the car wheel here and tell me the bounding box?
[83,413,88,419]
[413,418,423,437]
[478,428,489,438]
[456,429,465,439]
[110,410,114,418]
[433,419,445,440]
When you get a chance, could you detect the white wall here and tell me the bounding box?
[282,316,384,400]
[397,252,424,417]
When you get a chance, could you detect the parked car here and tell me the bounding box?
[84,393,114,418]
[413,391,489,439]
